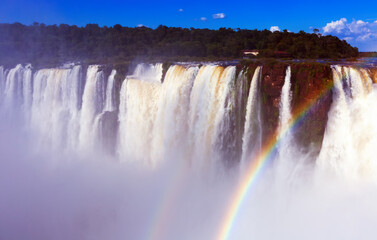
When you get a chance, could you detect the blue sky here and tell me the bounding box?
[1,0,377,51]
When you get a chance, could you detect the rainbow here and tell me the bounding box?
[217,72,336,240]
[147,65,344,240]
[147,161,191,240]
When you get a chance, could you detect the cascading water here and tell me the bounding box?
[187,66,240,168]
[30,66,83,150]
[2,62,376,168]
[79,65,106,151]
[117,64,240,166]
[2,61,377,240]
[150,65,198,163]
[117,64,163,163]
[279,66,292,133]
[211,66,240,166]
[131,63,163,82]
[317,66,357,178]
[275,66,296,178]
[117,77,129,159]
[2,62,375,166]
[0,66,4,101]
[104,69,117,112]
[93,69,119,154]
[241,67,262,165]
[22,65,33,119]
[318,66,377,181]
[3,64,25,113]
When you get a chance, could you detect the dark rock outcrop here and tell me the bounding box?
[241,60,333,154]
[290,63,333,152]
[260,61,288,143]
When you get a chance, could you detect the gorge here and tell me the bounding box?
[1,60,377,240]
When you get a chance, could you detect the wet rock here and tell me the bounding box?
[241,61,333,154]
[290,63,333,152]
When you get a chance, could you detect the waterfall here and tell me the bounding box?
[30,66,83,150]
[1,64,32,120]
[0,66,5,102]
[22,64,33,119]
[1,62,377,172]
[117,78,128,159]
[3,61,377,240]
[117,64,239,166]
[275,66,299,183]
[66,66,83,150]
[188,65,237,167]
[118,77,161,163]
[317,66,356,178]
[79,65,106,151]
[317,66,377,180]
[188,65,220,165]
[279,66,292,133]
[212,66,239,165]
[131,63,163,82]
[104,69,117,112]
[150,65,198,163]
[241,67,262,165]
[117,63,163,163]
[3,64,25,112]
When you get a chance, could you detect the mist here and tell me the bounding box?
[1,63,377,240]
[0,115,236,240]
[2,120,377,240]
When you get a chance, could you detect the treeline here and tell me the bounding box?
[358,52,377,58]
[0,22,358,66]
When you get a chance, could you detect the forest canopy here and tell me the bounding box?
[0,22,359,66]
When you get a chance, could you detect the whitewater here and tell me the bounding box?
[1,62,377,240]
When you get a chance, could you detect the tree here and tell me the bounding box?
[0,23,359,66]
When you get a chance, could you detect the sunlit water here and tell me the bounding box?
[0,62,377,240]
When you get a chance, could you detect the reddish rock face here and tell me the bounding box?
[233,61,335,162]
[290,63,333,152]
[242,61,333,154]
[262,63,285,97]
[260,62,288,143]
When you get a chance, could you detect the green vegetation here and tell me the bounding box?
[0,23,358,67]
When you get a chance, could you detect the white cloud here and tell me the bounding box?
[322,18,377,51]
[200,17,207,21]
[343,37,354,41]
[137,24,145,28]
[178,8,183,12]
[356,33,373,41]
[270,26,281,32]
[212,13,226,19]
[323,18,377,40]
[323,18,348,34]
